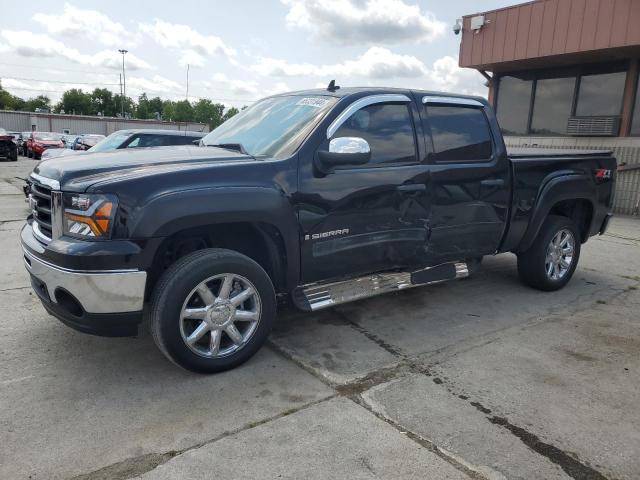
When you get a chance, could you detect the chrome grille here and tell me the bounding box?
[30,182,53,241]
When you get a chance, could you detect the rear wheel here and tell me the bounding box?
[517,215,581,291]
[150,248,276,373]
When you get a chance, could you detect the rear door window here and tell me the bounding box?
[426,105,493,162]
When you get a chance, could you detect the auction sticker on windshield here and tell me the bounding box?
[296,97,331,108]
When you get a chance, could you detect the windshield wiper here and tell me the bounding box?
[206,143,250,155]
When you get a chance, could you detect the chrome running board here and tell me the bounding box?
[293,261,469,312]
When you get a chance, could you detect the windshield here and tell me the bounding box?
[89,132,130,152]
[34,133,60,141]
[201,95,337,159]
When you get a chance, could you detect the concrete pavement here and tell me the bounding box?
[0,156,638,479]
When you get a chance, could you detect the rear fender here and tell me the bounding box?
[517,174,596,252]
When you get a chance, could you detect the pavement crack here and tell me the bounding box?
[488,416,609,480]
[68,394,336,480]
[352,393,490,480]
[412,365,612,480]
[334,308,406,358]
[0,286,31,293]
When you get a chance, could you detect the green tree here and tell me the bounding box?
[25,95,52,112]
[193,99,225,129]
[148,97,164,119]
[222,106,240,123]
[90,88,115,116]
[173,100,194,122]
[55,88,92,115]
[112,94,135,117]
[136,93,151,119]
[161,100,175,121]
[0,81,29,111]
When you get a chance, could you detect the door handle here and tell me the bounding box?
[480,179,504,187]
[397,184,426,193]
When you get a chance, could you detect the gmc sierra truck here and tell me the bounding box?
[21,87,616,373]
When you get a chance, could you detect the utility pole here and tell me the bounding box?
[119,73,123,117]
[186,64,190,100]
[118,49,128,117]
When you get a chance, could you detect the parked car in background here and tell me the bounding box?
[27,132,64,160]
[90,129,205,152]
[61,134,79,149]
[0,128,18,161]
[19,132,32,156]
[40,129,205,161]
[72,134,105,151]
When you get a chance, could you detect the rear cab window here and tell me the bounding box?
[423,99,493,163]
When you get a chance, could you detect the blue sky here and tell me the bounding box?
[0,0,515,108]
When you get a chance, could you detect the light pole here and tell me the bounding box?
[118,49,128,117]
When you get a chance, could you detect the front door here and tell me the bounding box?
[297,95,431,283]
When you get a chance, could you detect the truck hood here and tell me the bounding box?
[32,146,255,190]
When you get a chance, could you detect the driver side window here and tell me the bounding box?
[333,103,417,166]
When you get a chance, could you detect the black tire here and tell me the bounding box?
[27,149,32,158]
[517,215,581,291]
[10,150,18,161]
[150,248,276,373]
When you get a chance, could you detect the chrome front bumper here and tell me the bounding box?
[23,247,146,314]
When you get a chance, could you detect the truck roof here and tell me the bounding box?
[113,129,207,137]
[272,87,488,105]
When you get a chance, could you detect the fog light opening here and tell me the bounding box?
[54,288,84,318]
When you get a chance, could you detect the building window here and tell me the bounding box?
[630,78,640,137]
[530,77,576,136]
[575,72,626,116]
[496,76,532,135]
[427,106,493,162]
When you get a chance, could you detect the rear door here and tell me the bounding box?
[297,94,432,283]
[420,96,510,261]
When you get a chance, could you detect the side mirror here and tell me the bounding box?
[316,137,371,174]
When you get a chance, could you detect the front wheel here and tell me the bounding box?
[517,215,581,291]
[150,248,276,373]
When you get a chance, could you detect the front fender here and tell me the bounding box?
[517,173,596,252]
[127,185,300,284]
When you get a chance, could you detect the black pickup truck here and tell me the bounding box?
[21,87,616,373]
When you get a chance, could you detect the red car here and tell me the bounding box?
[27,132,64,160]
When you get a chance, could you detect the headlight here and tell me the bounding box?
[62,193,118,239]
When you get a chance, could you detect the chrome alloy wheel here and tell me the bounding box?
[179,274,262,358]
[545,229,575,281]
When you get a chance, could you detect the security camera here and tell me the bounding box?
[453,19,462,35]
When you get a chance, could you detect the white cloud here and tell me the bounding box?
[139,19,235,68]
[33,3,136,47]
[179,50,206,68]
[425,56,486,97]
[268,82,291,95]
[0,30,151,70]
[282,0,445,45]
[252,46,427,79]
[230,80,259,95]
[212,73,229,82]
[127,75,183,94]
